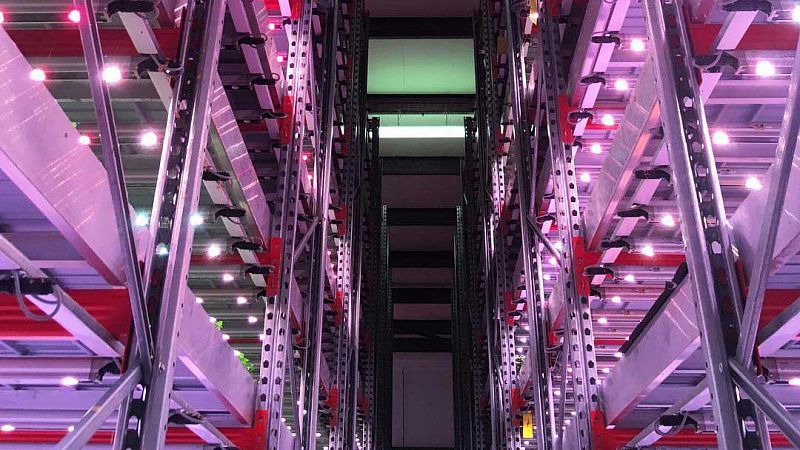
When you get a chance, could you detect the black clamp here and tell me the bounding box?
[214,207,246,221]
[722,0,772,15]
[600,238,632,252]
[617,206,650,221]
[244,265,274,276]
[237,34,267,48]
[107,0,155,16]
[585,266,614,277]
[580,74,607,86]
[232,240,262,252]
[0,274,53,296]
[202,169,231,183]
[695,51,740,74]
[635,166,671,183]
[568,110,593,123]
[590,33,622,46]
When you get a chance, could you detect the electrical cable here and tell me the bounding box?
[11,271,61,322]
[653,411,690,436]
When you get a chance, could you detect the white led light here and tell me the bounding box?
[222,273,235,282]
[135,213,149,227]
[755,60,776,77]
[190,213,204,226]
[236,296,248,305]
[248,315,258,324]
[554,241,562,250]
[553,390,561,396]
[789,377,800,386]
[543,274,552,280]
[0,424,14,432]
[29,68,46,82]
[0,12,5,24]
[101,65,123,84]
[156,243,168,256]
[712,130,730,145]
[793,5,800,22]
[548,256,557,266]
[630,38,645,52]
[233,349,241,356]
[380,126,465,139]
[746,176,763,191]
[579,172,591,183]
[316,432,322,438]
[195,297,204,304]
[597,317,608,325]
[623,274,635,283]
[67,425,75,432]
[60,376,79,387]
[78,134,91,145]
[209,316,216,323]
[590,143,602,154]
[207,244,222,258]
[259,333,266,341]
[602,368,611,374]
[600,114,615,126]
[140,130,158,147]
[222,334,230,341]
[614,79,629,91]
[610,295,622,304]
[660,214,676,228]
[641,245,655,257]
[68,9,81,23]
[614,351,623,358]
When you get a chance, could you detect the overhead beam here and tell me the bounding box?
[394,320,451,336]
[369,18,472,39]
[382,157,461,175]
[392,288,451,304]
[368,94,474,113]
[389,251,454,268]
[393,337,452,353]
[387,208,456,226]
[582,58,661,249]
[6,28,181,58]
[0,28,128,285]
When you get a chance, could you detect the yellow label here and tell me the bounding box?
[522,412,534,439]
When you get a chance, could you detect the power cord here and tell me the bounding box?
[11,271,62,322]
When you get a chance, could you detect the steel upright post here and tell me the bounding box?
[643,0,758,447]
[535,0,602,446]
[256,0,315,447]
[107,0,228,447]
[502,0,556,447]
[303,1,342,447]
[73,0,153,377]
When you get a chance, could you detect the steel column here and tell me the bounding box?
[736,33,800,365]
[256,0,314,447]
[536,0,602,446]
[73,0,153,374]
[56,368,141,450]
[643,0,754,447]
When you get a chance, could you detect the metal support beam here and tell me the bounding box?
[55,367,140,450]
[73,0,153,376]
[644,0,751,446]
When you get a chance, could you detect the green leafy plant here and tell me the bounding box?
[237,352,254,372]
[215,320,223,331]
